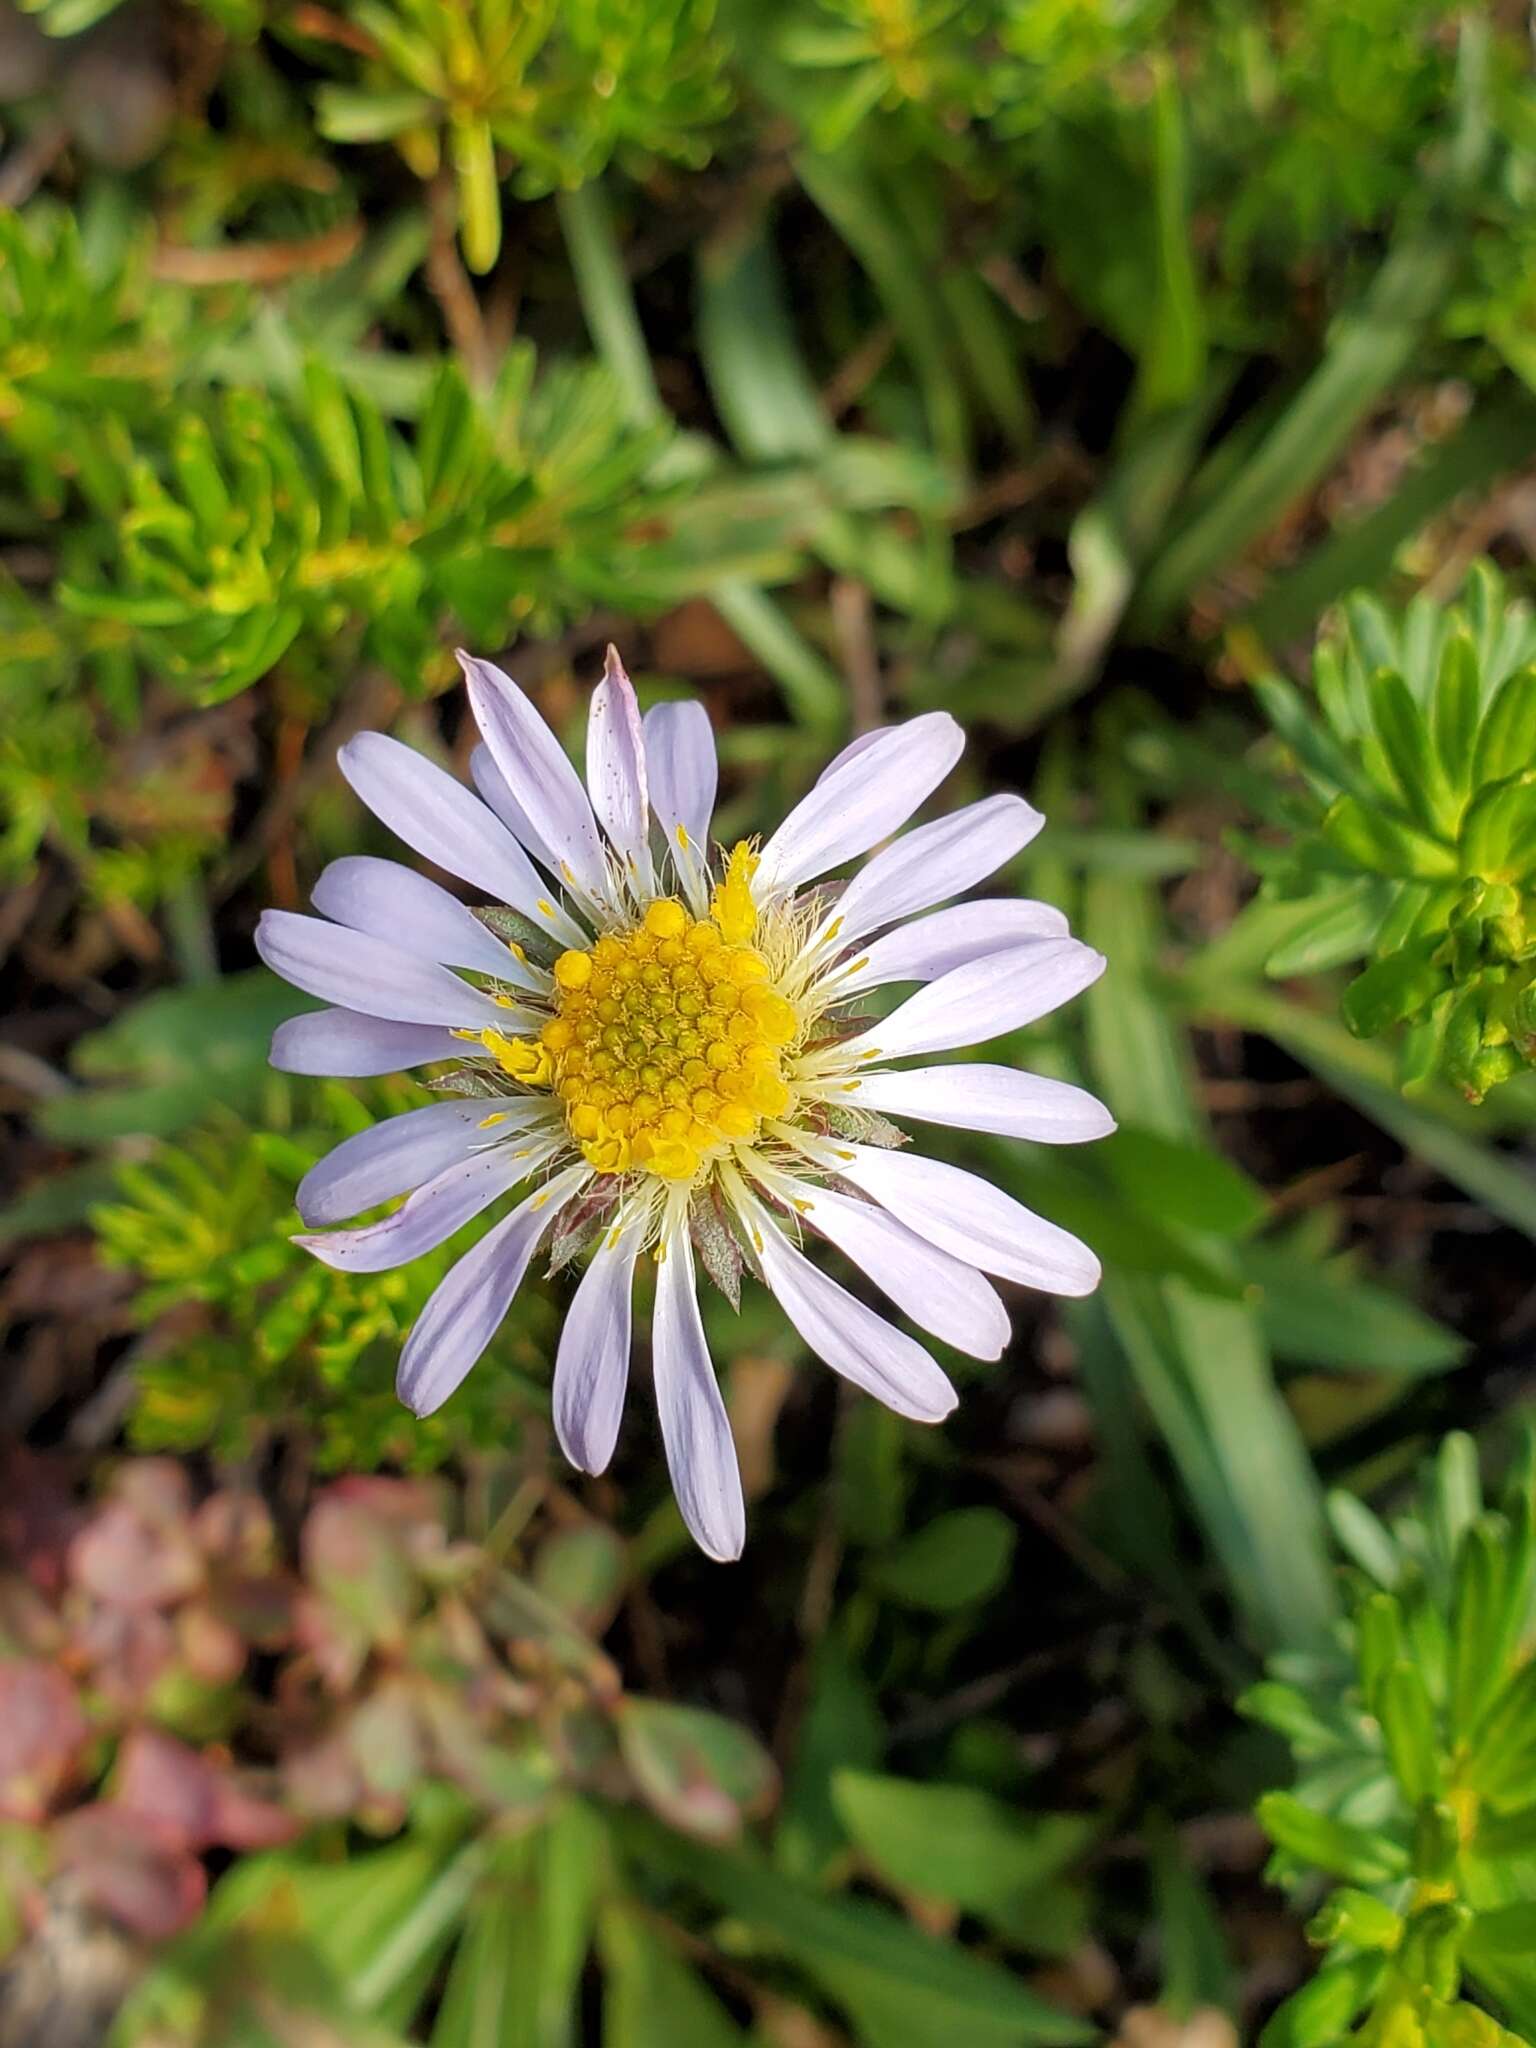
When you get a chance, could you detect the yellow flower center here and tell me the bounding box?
[534,889,798,1182]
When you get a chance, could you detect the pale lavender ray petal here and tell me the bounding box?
[651,1225,745,1562]
[642,699,717,853]
[396,1164,589,1417]
[827,794,1044,947]
[295,1136,559,1273]
[296,1100,545,1228]
[587,646,653,893]
[470,742,557,874]
[312,856,543,988]
[754,713,964,897]
[270,1008,463,1077]
[839,1063,1116,1144]
[791,1181,1009,1359]
[833,899,1069,995]
[338,730,582,947]
[459,653,610,911]
[255,910,518,1031]
[841,938,1106,1062]
[750,1211,957,1422]
[553,1224,642,1474]
[833,1143,1101,1296]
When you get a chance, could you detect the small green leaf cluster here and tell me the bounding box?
[45,347,687,706]
[1252,564,1536,1101]
[1245,1431,1536,2046]
[314,0,732,271]
[90,1075,557,1471]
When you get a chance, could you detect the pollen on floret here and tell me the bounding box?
[479,1030,553,1087]
[711,841,759,946]
[544,895,801,1182]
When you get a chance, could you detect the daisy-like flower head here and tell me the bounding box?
[256,649,1114,1560]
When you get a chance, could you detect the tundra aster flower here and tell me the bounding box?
[256,649,1113,1560]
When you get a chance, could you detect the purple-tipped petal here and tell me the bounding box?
[269,1008,462,1077]
[651,1226,745,1562]
[552,1226,641,1474]
[397,1164,588,1417]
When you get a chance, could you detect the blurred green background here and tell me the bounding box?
[7,1,1536,2043]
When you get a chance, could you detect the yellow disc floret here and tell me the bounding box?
[539,890,798,1182]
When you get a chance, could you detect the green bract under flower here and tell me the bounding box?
[1251,562,1536,1102]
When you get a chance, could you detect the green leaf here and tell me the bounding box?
[599,1905,748,2048]
[1131,63,1205,420]
[1263,883,1386,978]
[1238,1241,1466,1377]
[626,1825,1094,2047]
[1138,224,1459,626]
[1255,1793,1409,1886]
[832,1773,1094,1924]
[1379,1660,1441,1805]
[1473,667,1536,788]
[1099,1126,1268,1239]
[697,215,830,464]
[1433,633,1482,800]
[1341,943,1448,1038]
[1448,1515,1515,1738]
[1256,1953,1385,2048]
[1322,795,1459,880]
[1459,769,1536,881]
[866,1509,1016,1613]
[1369,668,1457,837]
